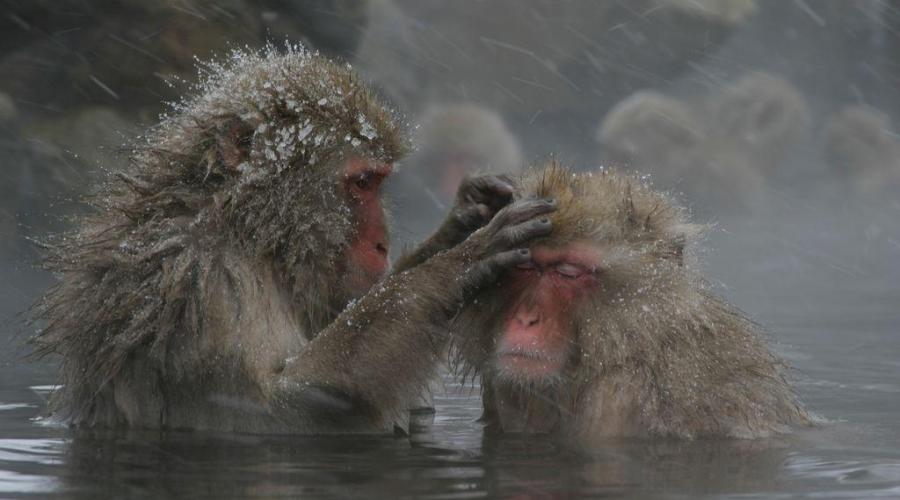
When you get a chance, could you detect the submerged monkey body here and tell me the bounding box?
[455,164,811,441]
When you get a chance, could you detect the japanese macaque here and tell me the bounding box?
[31,45,556,433]
[706,73,810,171]
[598,73,809,211]
[824,105,900,195]
[452,163,811,441]
[597,91,702,174]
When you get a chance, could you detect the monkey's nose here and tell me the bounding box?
[514,309,541,328]
[375,242,388,256]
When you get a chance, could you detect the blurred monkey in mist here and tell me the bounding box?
[598,72,809,211]
[596,90,702,178]
[452,162,811,443]
[824,105,900,195]
[32,45,555,433]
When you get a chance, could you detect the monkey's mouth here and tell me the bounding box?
[495,347,566,379]
[344,239,390,293]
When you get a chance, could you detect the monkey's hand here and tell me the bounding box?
[444,174,516,242]
[394,175,516,273]
[269,197,554,432]
[446,197,556,303]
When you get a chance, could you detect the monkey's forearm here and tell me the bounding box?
[271,196,554,430]
[271,258,463,429]
[393,223,461,274]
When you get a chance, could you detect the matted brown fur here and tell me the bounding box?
[31,44,407,429]
[452,162,811,440]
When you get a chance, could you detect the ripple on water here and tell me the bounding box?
[0,438,67,495]
[0,470,61,494]
[0,403,34,411]
[0,438,67,465]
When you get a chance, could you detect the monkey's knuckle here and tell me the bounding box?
[508,202,538,222]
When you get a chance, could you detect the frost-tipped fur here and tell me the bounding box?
[452,162,811,441]
[31,44,407,429]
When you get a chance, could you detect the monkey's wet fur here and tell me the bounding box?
[30,43,560,433]
[452,162,811,441]
[31,44,808,442]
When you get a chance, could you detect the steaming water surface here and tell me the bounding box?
[1,253,898,498]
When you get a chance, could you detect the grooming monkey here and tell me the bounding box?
[32,45,555,433]
[452,162,811,442]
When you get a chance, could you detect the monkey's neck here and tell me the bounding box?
[483,378,570,434]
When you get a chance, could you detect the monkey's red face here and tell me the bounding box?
[494,243,601,382]
[342,157,393,292]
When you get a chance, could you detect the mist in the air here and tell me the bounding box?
[0,1,899,498]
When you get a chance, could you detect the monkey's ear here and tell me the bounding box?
[213,117,253,172]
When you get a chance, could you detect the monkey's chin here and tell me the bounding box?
[495,352,565,385]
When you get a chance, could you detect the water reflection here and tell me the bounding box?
[0,367,898,498]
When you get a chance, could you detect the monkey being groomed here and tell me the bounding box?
[452,162,812,442]
[31,44,557,433]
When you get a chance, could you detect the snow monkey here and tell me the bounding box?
[32,45,557,433]
[452,163,811,442]
[598,73,809,210]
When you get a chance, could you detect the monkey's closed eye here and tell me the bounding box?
[556,263,587,279]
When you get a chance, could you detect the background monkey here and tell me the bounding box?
[452,162,811,442]
[31,44,555,433]
[824,105,900,196]
[597,72,810,212]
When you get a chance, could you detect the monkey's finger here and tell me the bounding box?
[454,203,493,228]
[492,217,552,251]
[459,249,531,295]
[495,174,516,186]
[462,175,515,208]
[492,198,557,228]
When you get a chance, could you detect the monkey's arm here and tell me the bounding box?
[393,175,514,273]
[270,198,556,432]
